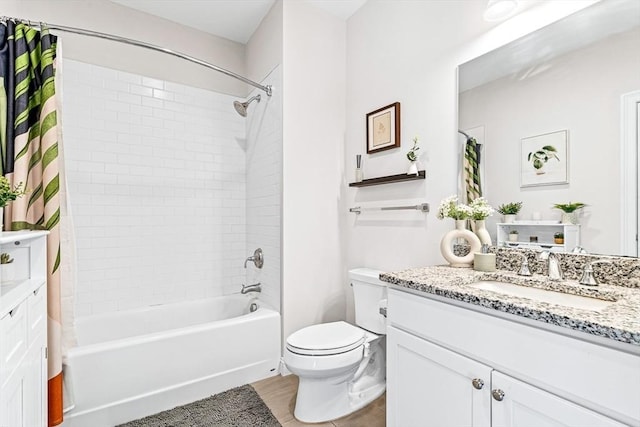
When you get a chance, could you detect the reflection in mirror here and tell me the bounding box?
[458,0,640,257]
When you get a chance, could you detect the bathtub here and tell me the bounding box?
[63,294,281,427]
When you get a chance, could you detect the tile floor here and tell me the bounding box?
[252,375,386,427]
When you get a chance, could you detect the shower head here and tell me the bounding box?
[233,94,261,117]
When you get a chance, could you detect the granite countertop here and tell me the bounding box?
[380,266,640,346]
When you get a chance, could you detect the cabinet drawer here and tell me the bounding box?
[0,299,28,386]
[27,284,47,344]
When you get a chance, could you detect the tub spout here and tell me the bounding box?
[241,283,262,294]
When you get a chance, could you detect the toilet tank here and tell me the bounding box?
[349,268,387,334]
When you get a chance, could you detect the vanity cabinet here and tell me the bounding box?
[387,326,491,426]
[0,231,49,427]
[386,288,639,427]
[496,222,580,252]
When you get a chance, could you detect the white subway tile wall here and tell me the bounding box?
[63,60,248,316]
[242,67,283,312]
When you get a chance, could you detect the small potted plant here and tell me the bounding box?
[508,229,519,242]
[553,202,586,224]
[406,136,420,176]
[497,202,523,223]
[0,177,26,232]
[554,232,564,244]
[0,252,15,284]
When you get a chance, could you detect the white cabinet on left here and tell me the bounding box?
[0,231,49,427]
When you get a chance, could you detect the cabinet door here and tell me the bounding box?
[23,343,46,427]
[491,371,628,427]
[1,364,25,427]
[387,326,492,427]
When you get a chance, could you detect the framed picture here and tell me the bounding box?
[366,102,400,154]
[520,130,569,187]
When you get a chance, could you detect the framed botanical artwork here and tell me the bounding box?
[366,102,400,154]
[520,130,569,187]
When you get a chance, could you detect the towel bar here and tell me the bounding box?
[349,203,430,215]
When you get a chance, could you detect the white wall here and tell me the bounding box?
[63,60,246,316]
[281,1,346,341]
[460,28,640,255]
[246,1,283,85]
[2,0,247,95]
[343,0,596,320]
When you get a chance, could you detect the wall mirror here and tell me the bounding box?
[458,0,640,257]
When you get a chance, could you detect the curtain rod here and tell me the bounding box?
[0,16,272,97]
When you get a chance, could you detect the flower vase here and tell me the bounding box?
[440,219,482,268]
[474,219,492,245]
[407,161,418,176]
[0,208,3,233]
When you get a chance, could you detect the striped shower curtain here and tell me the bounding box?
[464,136,482,203]
[0,21,64,426]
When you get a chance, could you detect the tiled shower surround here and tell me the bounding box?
[63,60,260,316]
[244,67,282,312]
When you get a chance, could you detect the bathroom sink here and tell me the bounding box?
[469,280,615,311]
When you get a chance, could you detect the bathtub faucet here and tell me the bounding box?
[241,283,262,294]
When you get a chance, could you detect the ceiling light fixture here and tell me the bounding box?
[483,0,519,22]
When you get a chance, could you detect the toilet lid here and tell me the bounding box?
[286,321,365,356]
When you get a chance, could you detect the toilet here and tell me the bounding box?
[284,268,387,423]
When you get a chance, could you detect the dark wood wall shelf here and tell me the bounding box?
[349,170,425,187]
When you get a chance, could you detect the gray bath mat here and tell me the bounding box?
[117,385,281,427]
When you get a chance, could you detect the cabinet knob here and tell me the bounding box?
[471,378,484,390]
[492,389,505,401]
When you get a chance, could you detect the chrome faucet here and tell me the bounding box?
[539,251,563,281]
[579,260,612,286]
[241,283,262,294]
[514,252,532,276]
[244,248,264,269]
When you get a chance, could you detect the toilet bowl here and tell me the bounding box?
[283,268,387,423]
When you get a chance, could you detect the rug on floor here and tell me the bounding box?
[117,385,281,427]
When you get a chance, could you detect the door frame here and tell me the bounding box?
[621,90,640,256]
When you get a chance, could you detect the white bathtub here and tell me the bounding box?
[63,294,281,427]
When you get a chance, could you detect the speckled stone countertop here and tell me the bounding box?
[380,266,640,346]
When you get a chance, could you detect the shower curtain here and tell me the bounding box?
[0,21,65,426]
[464,136,482,203]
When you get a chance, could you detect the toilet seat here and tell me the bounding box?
[286,321,365,356]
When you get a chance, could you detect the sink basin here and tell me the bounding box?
[469,280,616,311]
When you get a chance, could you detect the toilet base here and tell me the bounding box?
[293,338,386,423]
[294,376,386,423]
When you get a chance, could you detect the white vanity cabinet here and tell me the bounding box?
[388,326,491,426]
[0,231,49,427]
[387,288,639,427]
